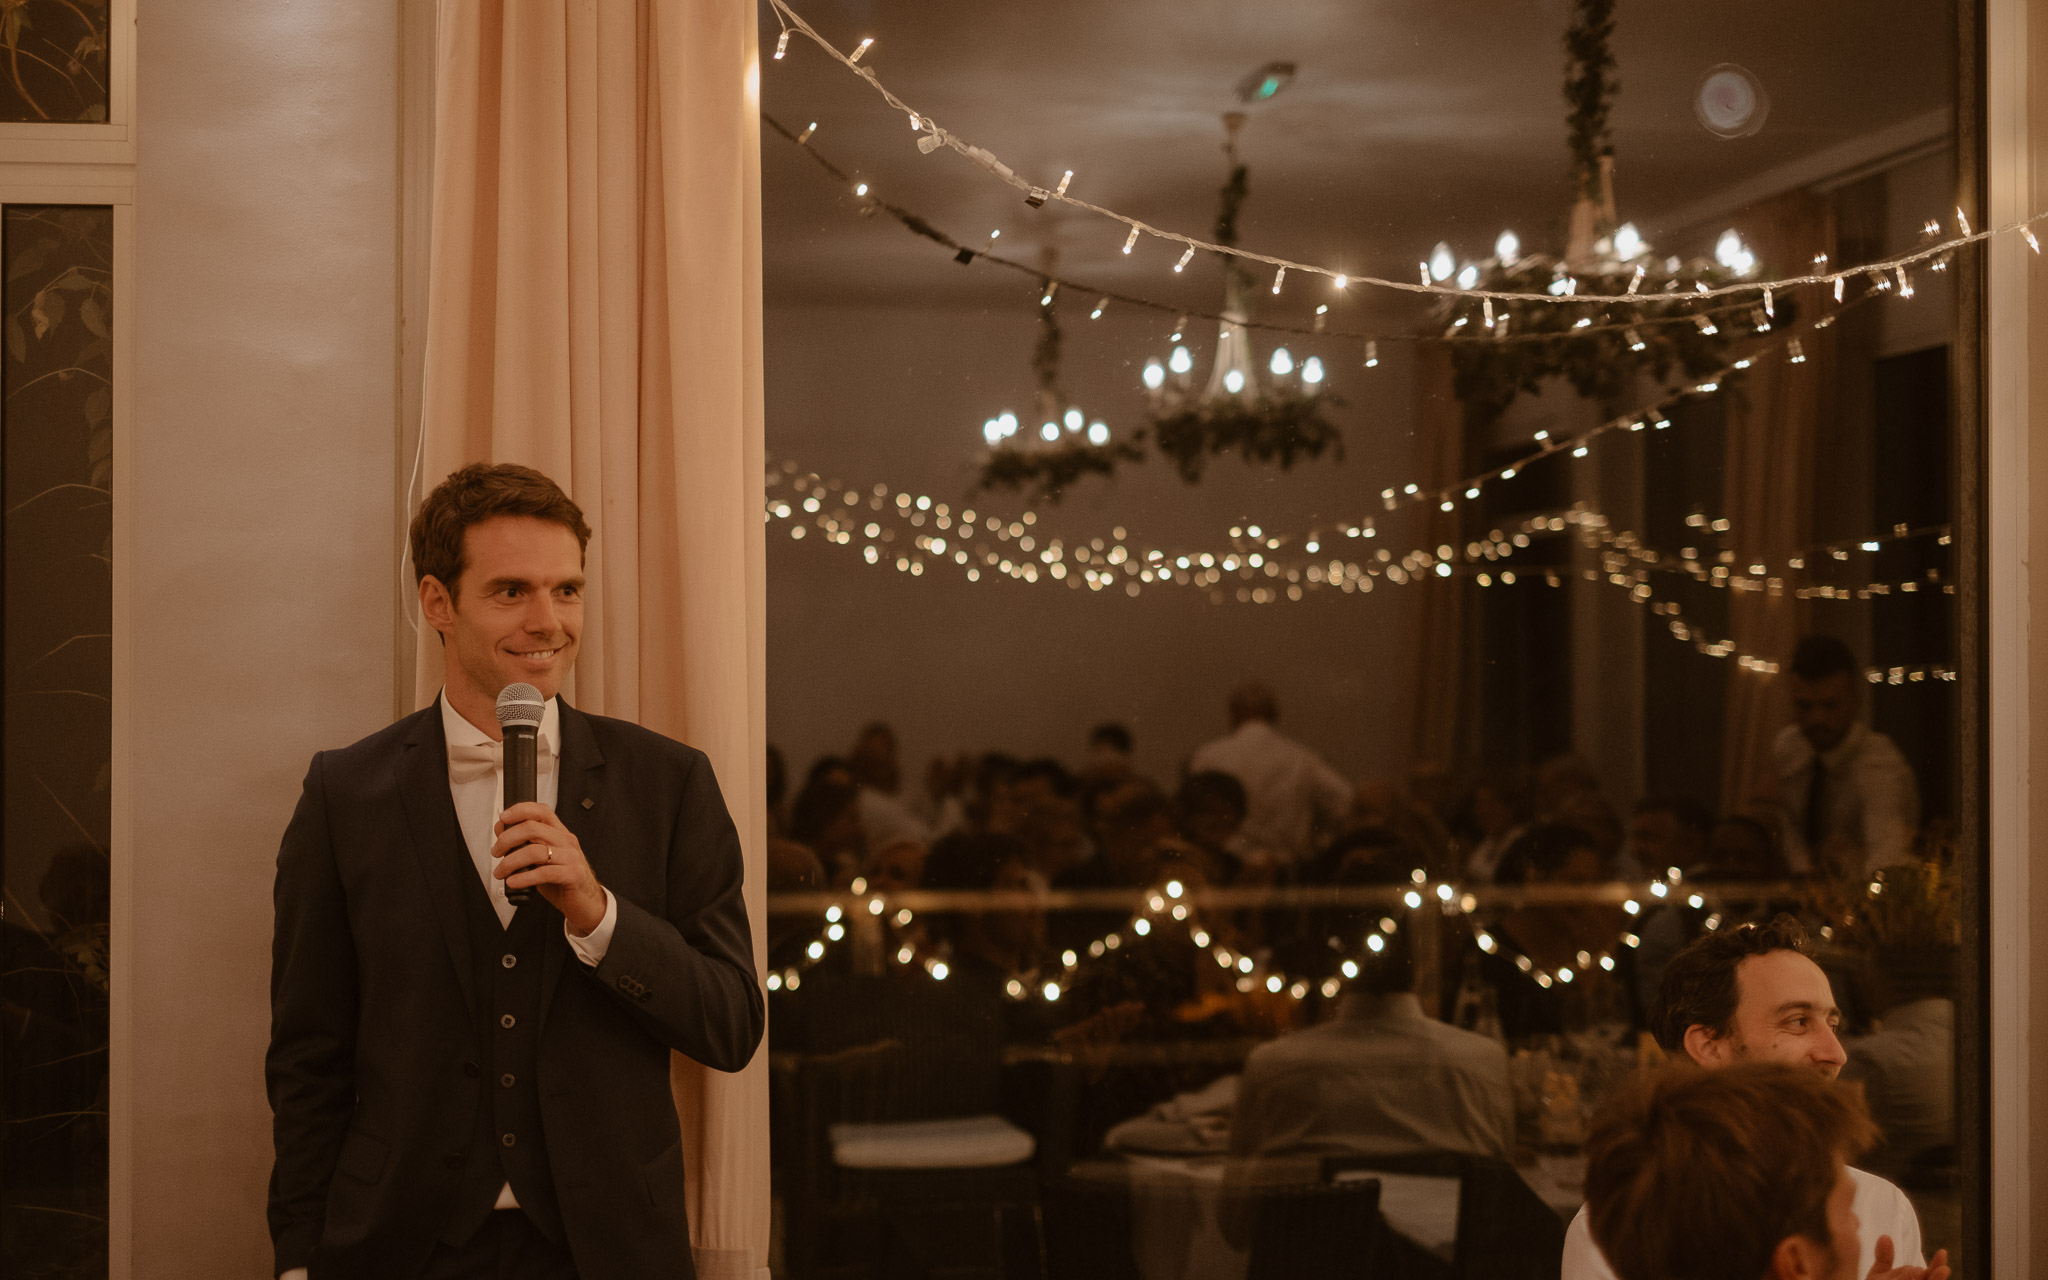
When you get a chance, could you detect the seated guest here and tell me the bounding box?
[1699,814,1794,882]
[1583,1062,1946,1280]
[1843,948,1956,1186]
[1563,916,1934,1279]
[1082,721,1137,784]
[1626,794,1713,880]
[1455,777,1529,883]
[1228,858,1515,1169]
[848,721,931,855]
[1768,635,1921,876]
[919,833,1053,1041]
[1480,823,1632,1039]
[1346,779,1454,878]
[1062,779,1176,889]
[787,774,866,886]
[1175,769,1265,884]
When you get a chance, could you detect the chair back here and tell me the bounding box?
[1244,1178,1384,1280]
[1319,1152,1566,1280]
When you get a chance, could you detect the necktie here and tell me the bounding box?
[447,739,556,785]
[1803,758,1827,852]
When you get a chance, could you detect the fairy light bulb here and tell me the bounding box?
[1063,408,1084,432]
[1494,230,1520,261]
[1612,222,1643,260]
[1429,242,1456,282]
[1169,345,1193,374]
[1455,263,1479,291]
[1039,422,1059,442]
[1087,422,1109,445]
[849,37,874,63]
[1174,246,1195,272]
[982,419,1002,445]
[1271,266,1286,294]
[1142,361,1166,390]
[997,411,1017,436]
[1364,339,1379,368]
[1301,357,1324,385]
[1223,369,1246,394]
[774,29,790,58]
[1122,227,1139,254]
[1269,347,1294,376]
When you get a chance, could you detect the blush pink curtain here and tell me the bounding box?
[413,3,768,1276]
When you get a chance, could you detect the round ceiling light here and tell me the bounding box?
[1695,64,1768,138]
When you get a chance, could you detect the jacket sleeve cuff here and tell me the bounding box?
[566,887,618,966]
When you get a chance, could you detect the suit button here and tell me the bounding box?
[500,1073,516,1088]
[502,954,518,969]
[445,1154,464,1170]
[500,1014,516,1029]
[502,1133,517,1148]
[463,1061,480,1078]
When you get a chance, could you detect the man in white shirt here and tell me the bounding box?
[268,465,762,1279]
[1187,681,1351,864]
[1769,635,1920,876]
[1562,917,1946,1280]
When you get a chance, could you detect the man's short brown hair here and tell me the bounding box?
[1650,913,1814,1054]
[410,463,592,597]
[1584,1062,1877,1280]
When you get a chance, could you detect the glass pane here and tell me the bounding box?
[763,5,1968,1275]
[1,204,113,1276]
[0,1,111,123]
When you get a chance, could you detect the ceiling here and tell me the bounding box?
[758,0,1957,314]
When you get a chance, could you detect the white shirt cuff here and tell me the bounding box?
[280,1271,308,1280]
[566,887,618,966]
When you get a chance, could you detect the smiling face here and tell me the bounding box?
[1689,949,1847,1079]
[420,515,585,733]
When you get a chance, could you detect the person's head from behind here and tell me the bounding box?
[922,832,1043,959]
[412,463,593,709]
[1701,815,1791,881]
[1095,780,1174,878]
[1789,636,1862,754]
[1631,795,1714,876]
[1227,680,1277,728]
[1331,854,1415,997]
[1086,722,1135,778]
[1652,914,1845,1077]
[788,776,864,866]
[1584,1062,1875,1280]
[849,721,900,793]
[1177,770,1248,851]
[1495,822,1605,886]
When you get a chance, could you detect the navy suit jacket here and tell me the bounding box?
[266,699,764,1279]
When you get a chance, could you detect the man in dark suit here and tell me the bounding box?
[267,463,763,1279]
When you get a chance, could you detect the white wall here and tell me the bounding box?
[129,1,399,1271]
[764,301,1430,787]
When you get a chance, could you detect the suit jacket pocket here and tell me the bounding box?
[642,1137,685,1210]
[335,1126,390,1185]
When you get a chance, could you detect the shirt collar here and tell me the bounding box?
[439,690,560,760]
[1816,719,1868,769]
[1335,991,1426,1023]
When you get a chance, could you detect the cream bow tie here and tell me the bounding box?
[447,738,557,785]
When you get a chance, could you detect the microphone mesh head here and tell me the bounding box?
[494,683,546,730]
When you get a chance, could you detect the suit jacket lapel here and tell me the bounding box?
[542,698,608,1022]
[395,703,478,1018]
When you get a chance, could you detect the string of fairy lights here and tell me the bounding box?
[763,866,1806,1003]
[764,110,1785,354]
[765,0,2048,308]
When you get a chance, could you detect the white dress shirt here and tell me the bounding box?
[1188,719,1352,863]
[1771,720,1920,875]
[1561,1165,1924,1279]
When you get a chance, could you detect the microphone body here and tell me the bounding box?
[500,722,539,905]
[494,683,548,907]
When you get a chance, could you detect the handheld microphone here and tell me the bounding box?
[494,683,546,906]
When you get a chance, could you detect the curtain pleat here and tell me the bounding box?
[1718,192,1834,817]
[416,2,769,1274]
